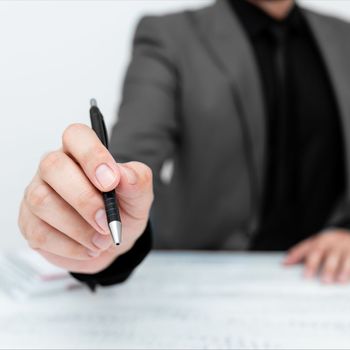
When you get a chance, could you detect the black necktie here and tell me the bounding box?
[269,24,297,225]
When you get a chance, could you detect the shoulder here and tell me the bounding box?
[303,7,350,34]
[133,3,213,42]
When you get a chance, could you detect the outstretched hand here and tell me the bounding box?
[18,123,153,274]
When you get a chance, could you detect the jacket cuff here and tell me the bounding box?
[70,222,152,291]
[324,223,350,231]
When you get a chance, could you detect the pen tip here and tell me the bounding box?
[90,98,98,107]
[109,221,122,245]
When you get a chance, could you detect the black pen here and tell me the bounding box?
[89,98,122,245]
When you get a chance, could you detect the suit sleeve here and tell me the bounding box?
[70,17,178,288]
[324,198,350,231]
[109,16,179,173]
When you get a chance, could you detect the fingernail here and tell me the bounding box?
[96,164,116,189]
[87,249,100,258]
[92,232,112,250]
[120,165,137,185]
[95,209,109,234]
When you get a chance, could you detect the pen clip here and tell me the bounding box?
[90,107,109,149]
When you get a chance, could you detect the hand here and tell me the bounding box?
[284,230,350,284]
[18,123,153,274]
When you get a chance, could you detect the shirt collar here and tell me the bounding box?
[228,0,306,38]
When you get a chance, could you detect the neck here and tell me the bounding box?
[247,0,295,20]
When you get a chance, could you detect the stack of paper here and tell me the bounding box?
[0,249,81,300]
[2,252,350,349]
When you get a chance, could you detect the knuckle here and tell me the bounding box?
[76,188,99,210]
[325,255,338,267]
[25,183,52,209]
[311,247,323,256]
[313,241,326,251]
[39,151,63,177]
[71,226,95,245]
[94,146,109,161]
[307,253,320,265]
[322,232,337,243]
[337,232,350,242]
[143,165,153,185]
[133,162,154,188]
[17,203,25,234]
[18,205,32,241]
[142,167,154,202]
[124,162,154,205]
[306,259,318,269]
[139,163,153,183]
[62,123,88,146]
[83,145,109,168]
[27,226,48,249]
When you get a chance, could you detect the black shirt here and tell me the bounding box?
[229,0,346,250]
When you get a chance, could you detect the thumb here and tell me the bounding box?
[115,162,154,218]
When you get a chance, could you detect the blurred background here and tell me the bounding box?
[1,0,350,251]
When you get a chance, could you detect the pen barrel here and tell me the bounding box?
[103,191,121,223]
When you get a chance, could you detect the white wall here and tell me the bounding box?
[1,0,350,251]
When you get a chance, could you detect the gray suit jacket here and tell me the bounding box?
[110,0,350,250]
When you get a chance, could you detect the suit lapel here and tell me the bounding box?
[194,0,266,200]
[305,10,350,197]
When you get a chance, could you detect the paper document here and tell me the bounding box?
[1,252,350,349]
[0,250,81,300]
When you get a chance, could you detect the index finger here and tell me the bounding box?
[284,239,313,265]
[62,123,120,192]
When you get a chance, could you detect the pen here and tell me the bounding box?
[89,98,122,245]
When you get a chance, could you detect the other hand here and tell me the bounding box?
[284,230,350,284]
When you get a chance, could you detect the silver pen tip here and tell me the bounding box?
[90,98,98,107]
[108,221,122,245]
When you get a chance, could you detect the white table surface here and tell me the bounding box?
[1,252,350,349]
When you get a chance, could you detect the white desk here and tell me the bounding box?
[1,252,350,349]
